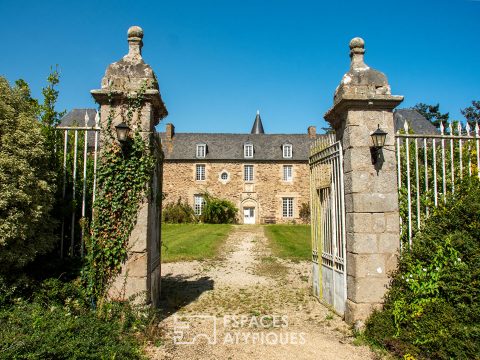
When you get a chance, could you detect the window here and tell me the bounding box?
[244,165,254,182]
[194,195,205,215]
[196,144,206,158]
[283,144,292,158]
[244,143,254,158]
[196,164,205,181]
[219,170,230,184]
[282,197,294,218]
[283,165,293,181]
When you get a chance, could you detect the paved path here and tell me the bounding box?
[147,225,375,360]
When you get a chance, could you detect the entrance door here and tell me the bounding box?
[243,207,255,224]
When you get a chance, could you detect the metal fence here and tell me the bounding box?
[396,121,480,247]
[309,134,347,315]
[56,111,100,258]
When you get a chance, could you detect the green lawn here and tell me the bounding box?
[161,224,232,262]
[264,225,311,261]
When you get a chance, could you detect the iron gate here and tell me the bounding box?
[55,111,100,258]
[309,136,347,315]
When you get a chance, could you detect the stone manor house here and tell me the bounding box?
[60,108,434,225]
[160,111,321,224]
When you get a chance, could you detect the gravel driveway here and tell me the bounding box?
[147,225,375,360]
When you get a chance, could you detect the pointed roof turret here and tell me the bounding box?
[251,110,265,134]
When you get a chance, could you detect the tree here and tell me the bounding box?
[461,100,480,127]
[0,76,57,273]
[321,124,335,134]
[40,66,66,165]
[413,103,449,129]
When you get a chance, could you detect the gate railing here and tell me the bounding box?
[309,135,347,315]
[55,111,100,258]
[396,121,480,247]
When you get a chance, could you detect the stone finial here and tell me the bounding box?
[125,26,144,61]
[97,25,163,96]
[331,37,392,105]
[349,37,368,70]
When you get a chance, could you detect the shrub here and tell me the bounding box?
[201,193,237,224]
[299,202,310,223]
[365,177,480,359]
[0,278,145,359]
[163,199,197,223]
[0,77,57,274]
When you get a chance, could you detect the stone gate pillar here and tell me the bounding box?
[91,26,167,306]
[324,38,403,324]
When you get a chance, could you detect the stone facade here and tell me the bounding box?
[160,113,320,224]
[162,161,310,224]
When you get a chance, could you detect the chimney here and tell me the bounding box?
[166,123,175,140]
[308,126,316,139]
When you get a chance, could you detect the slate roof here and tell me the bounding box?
[59,109,98,148]
[59,109,97,127]
[160,132,321,161]
[394,109,439,135]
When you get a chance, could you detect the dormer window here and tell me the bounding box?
[244,143,254,158]
[283,144,292,158]
[196,143,206,158]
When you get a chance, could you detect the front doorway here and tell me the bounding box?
[243,207,255,224]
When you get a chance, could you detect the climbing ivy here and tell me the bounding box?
[82,83,156,303]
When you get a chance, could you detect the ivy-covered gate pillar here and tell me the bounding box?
[324,38,403,325]
[91,26,167,306]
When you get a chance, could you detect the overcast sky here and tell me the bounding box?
[1,0,478,133]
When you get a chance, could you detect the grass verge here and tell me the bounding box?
[264,224,311,261]
[161,223,232,262]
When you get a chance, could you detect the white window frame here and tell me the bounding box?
[282,144,292,159]
[282,197,294,218]
[283,165,293,182]
[196,143,206,158]
[196,164,206,181]
[244,143,254,158]
[194,195,205,216]
[244,165,254,182]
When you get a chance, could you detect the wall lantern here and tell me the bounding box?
[115,122,131,143]
[370,124,387,165]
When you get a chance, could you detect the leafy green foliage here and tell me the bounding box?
[163,198,197,223]
[461,100,480,126]
[299,202,310,223]
[0,278,145,359]
[40,66,66,162]
[82,84,156,302]
[413,103,449,129]
[0,76,57,273]
[365,178,480,360]
[397,125,477,246]
[162,223,232,262]
[201,193,237,224]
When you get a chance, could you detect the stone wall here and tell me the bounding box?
[162,161,310,224]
